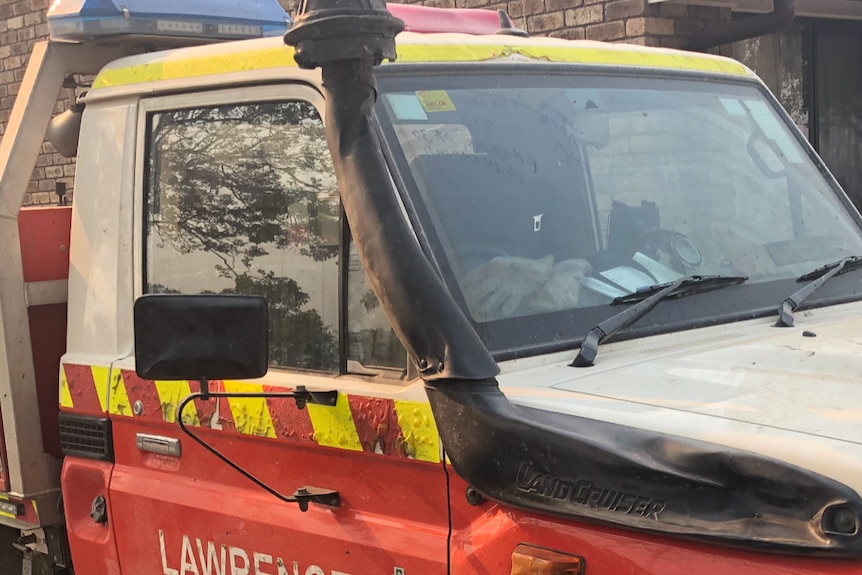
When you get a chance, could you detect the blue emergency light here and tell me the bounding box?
[47,0,292,43]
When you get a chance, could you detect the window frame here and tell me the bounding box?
[135,83,410,381]
[136,83,350,374]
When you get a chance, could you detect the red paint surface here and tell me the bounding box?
[62,364,103,415]
[17,207,71,467]
[106,416,450,574]
[18,206,71,283]
[347,396,405,456]
[264,385,316,441]
[120,370,163,420]
[62,458,122,575]
[447,473,862,574]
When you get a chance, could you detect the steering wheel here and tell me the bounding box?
[668,232,703,267]
[636,229,703,272]
[680,218,777,277]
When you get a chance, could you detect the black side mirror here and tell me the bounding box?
[134,294,268,381]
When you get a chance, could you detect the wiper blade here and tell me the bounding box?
[611,274,748,305]
[572,275,748,368]
[775,255,862,327]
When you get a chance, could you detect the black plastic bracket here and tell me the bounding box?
[292,487,341,512]
[294,385,338,409]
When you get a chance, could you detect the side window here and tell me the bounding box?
[346,238,407,374]
[145,100,340,372]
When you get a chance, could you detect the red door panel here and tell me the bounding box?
[108,385,449,575]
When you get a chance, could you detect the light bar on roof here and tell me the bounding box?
[386,3,517,35]
[47,0,292,43]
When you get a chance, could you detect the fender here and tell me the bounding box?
[426,380,862,556]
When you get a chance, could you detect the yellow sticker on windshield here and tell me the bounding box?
[416,90,456,113]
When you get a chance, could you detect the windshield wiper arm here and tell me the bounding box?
[775,255,862,327]
[572,275,748,368]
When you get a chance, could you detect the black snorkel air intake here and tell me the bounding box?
[284,0,499,383]
[283,5,862,556]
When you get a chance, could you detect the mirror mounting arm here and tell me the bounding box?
[199,378,211,401]
[195,378,337,409]
[176,387,340,511]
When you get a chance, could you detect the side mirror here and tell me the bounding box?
[47,102,84,158]
[134,294,269,381]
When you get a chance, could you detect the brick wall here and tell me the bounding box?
[0,0,76,206]
[384,0,728,47]
[644,2,732,53]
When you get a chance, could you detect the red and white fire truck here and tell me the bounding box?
[1,0,862,573]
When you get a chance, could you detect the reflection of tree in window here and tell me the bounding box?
[146,101,339,372]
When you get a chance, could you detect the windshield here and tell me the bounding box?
[375,69,862,355]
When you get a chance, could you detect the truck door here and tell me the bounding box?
[105,84,449,575]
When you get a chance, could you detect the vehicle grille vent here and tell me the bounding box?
[59,413,114,462]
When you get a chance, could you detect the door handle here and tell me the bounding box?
[136,433,181,457]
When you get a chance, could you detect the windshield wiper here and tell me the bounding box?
[774,255,862,327]
[572,275,748,368]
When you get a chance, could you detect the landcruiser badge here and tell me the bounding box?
[516,463,666,519]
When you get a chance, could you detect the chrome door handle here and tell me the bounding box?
[136,433,181,457]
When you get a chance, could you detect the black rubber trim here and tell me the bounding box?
[426,380,862,556]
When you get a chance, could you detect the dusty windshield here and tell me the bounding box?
[376,71,862,352]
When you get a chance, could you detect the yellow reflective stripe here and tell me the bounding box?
[397,43,748,75]
[92,46,295,89]
[222,381,276,438]
[307,393,362,451]
[155,380,200,425]
[91,41,747,90]
[59,367,73,409]
[394,400,440,463]
[90,366,109,412]
[108,368,133,417]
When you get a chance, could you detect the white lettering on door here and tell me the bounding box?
[197,539,227,575]
[160,533,351,575]
[161,530,180,575]
[182,535,201,575]
[230,546,251,575]
[254,552,273,575]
